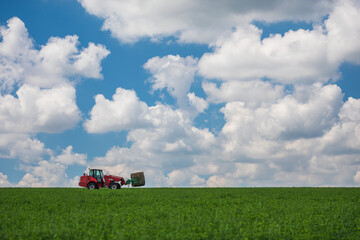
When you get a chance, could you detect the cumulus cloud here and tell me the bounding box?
[0,172,13,187]
[143,55,207,116]
[78,0,334,44]
[51,146,87,166]
[17,146,87,187]
[0,17,110,92]
[0,17,34,92]
[127,104,216,156]
[220,84,343,152]
[187,92,208,113]
[199,25,334,83]
[326,0,360,64]
[91,103,215,165]
[144,55,198,108]
[354,171,360,184]
[17,161,68,187]
[203,80,284,108]
[206,175,228,187]
[198,0,360,84]
[166,169,205,187]
[319,97,360,155]
[84,88,150,133]
[85,87,215,156]
[210,93,359,186]
[0,84,81,134]
[0,134,49,163]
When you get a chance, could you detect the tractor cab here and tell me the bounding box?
[89,169,105,183]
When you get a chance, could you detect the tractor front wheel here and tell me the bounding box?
[116,183,121,189]
[109,182,118,189]
[87,182,96,190]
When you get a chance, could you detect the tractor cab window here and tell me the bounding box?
[89,169,104,183]
[89,169,94,177]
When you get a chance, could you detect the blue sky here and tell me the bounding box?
[1,0,360,187]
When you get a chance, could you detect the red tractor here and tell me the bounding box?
[78,169,145,190]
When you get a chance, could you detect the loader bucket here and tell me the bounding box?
[130,172,145,187]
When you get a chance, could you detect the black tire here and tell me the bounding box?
[109,182,118,189]
[116,183,121,189]
[87,182,96,190]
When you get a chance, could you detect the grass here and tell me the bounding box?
[0,188,359,239]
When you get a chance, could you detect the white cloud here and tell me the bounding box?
[198,0,360,84]
[319,97,360,155]
[0,134,49,163]
[84,87,150,133]
[187,92,208,113]
[17,146,87,187]
[52,146,87,166]
[72,42,110,79]
[0,172,13,187]
[85,87,215,158]
[144,55,198,108]
[354,171,360,184]
[198,25,335,84]
[17,161,67,187]
[78,0,334,44]
[220,84,343,157]
[326,0,360,64]
[166,169,205,187]
[27,35,109,88]
[0,17,33,59]
[0,17,110,92]
[206,175,228,187]
[0,84,81,134]
[203,80,284,108]
[127,104,216,156]
[143,55,208,117]
[207,93,360,187]
[0,17,34,92]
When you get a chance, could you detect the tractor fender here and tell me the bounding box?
[89,176,98,183]
[79,175,98,188]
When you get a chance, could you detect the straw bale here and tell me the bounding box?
[131,172,145,187]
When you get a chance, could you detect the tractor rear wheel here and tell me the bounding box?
[116,183,121,189]
[87,182,96,190]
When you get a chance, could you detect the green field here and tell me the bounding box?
[0,188,359,239]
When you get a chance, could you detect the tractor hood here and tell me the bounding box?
[105,175,123,181]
